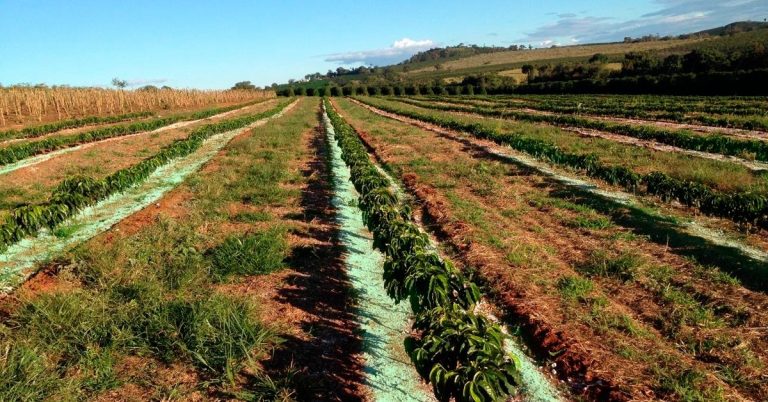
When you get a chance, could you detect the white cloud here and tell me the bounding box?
[324,38,436,66]
[658,11,709,24]
[518,0,768,46]
[392,38,433,49]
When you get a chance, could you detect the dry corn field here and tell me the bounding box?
[0,87,273,127]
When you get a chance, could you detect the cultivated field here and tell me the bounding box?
[403,37,708,79]
[1,90,767,402]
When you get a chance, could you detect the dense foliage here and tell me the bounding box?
[324,99,520,402]
[0,100,291,251]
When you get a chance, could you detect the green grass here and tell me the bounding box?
[654,368,726,402]
[578,250,644,282]
[556,276,593,302]
[52,222,85,238]
[233,211,272,223]
[0,100,316,400]
[209,227,289,280]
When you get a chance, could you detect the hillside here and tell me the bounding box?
[277,20,768,95]
[404,37,706,76]
[691,20,768,36]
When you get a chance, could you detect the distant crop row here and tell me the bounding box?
[358,97,768,230]
[324,99,519,402]
[0,99,267,167]
[0,111,155,141]
[0,100,291,252]
[395,97,768,162]
[461,96,768,131]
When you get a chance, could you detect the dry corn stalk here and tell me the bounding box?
[0,86,274,127]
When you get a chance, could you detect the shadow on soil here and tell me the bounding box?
[257,121,365,401]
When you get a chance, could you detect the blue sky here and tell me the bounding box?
[1,0,765,89]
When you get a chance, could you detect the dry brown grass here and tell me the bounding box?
[408,37,708,74]
[0,87,274,127]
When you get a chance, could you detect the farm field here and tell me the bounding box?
[0,99,280,219]
[403,37,707,77]
[8,1,768,399]
[1,90,767,401]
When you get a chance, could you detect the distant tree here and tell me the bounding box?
[285,87,295,97]
[295,86,306,96]
[138,85,159,91]
[330,86,342,96]
[161,85,173,90]
[111,78,128,88]
[381,86,394,96]
[521,64,536,81]
[306,87,316,96]
[662,54,683,73]
[589,53,609,64]
[368,86,382,96]
[317,87,327,96]
[464,84,474,95]
[232,81,257,90]
[342,86,354,96]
